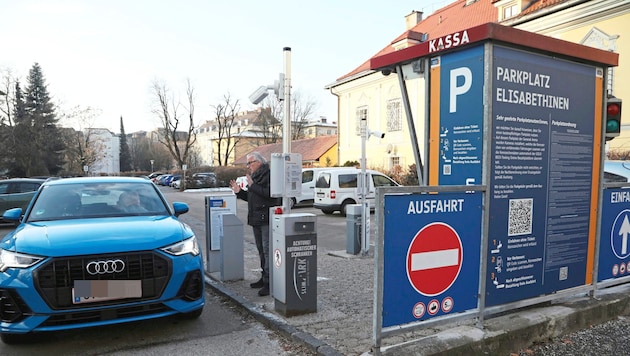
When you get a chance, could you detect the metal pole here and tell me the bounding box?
[283,47,292,213]
[360,117,368,255]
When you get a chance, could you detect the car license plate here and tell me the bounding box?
[72,280,142,304]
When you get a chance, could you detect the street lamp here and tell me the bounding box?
[249,47,292,212]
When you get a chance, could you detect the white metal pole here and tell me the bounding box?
[283,47,292,213]
[360,118,368,254]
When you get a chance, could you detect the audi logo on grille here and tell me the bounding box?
[86,259,125,275]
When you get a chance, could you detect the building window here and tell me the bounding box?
[502,2,519,20]
[356,106,368,136]
[386,99,402,132]
[389,156,400,171]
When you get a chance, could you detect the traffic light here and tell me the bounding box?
[606,96,622,141]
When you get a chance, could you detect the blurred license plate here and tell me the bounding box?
[72,280,142,304]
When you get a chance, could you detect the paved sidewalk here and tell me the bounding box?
[180,206,630,356]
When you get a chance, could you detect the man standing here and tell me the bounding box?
[229,152,280,296]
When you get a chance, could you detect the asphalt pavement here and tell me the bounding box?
[168,188,630,356]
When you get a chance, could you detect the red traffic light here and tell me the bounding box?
[606,96,622,141]
[608,102,620,116]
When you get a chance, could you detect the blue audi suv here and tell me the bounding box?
[0,177,204,343]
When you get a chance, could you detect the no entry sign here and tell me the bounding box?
[407,222,463,296]
[381,191,481,327]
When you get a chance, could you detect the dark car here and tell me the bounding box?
[186,172,217,189]
[0,178,46,222]
[0,176,204,343]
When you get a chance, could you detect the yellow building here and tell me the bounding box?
[326,0,629,174]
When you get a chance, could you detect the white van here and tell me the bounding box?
[291,167,329,207]
[313,168,400,215]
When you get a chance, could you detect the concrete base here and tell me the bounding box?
[274,299,317,317]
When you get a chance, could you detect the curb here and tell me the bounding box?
[204,275,344,356]
[381,283,630,355]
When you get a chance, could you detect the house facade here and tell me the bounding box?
[88,128,120,175]
[327,0,629,173]
[195,108,276,166]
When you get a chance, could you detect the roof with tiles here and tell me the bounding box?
[518,0,570,17]
[233,135,338,165]
[335,0,563,83]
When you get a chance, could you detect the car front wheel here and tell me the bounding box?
[180,307,204,319]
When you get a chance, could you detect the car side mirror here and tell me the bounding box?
[172,202,189,217]
[2,208,22,222]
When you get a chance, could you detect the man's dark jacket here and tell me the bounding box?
[235,162,281,226]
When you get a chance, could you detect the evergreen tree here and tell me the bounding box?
[10,81,30,176]
[119,116,132,172]
[17,63,65,176]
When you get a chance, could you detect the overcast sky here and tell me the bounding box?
[2,0,451,133]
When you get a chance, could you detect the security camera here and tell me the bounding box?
[249,86,269,105]
[369,130,385,139]
[381,67,396,76]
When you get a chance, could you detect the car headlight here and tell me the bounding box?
[0,249,45,272]
[161,236,200,256]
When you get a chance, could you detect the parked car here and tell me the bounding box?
[185,172,217,189]
[0,178,46,223]
[0,176,204,343]
[148,172,163,180]
[157,174,172,186]
[167,174,181,187]
[313,168,400,216]
[290,168,330,208]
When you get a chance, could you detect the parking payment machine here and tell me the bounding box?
[271,213,317,316]
[205,188,241,280]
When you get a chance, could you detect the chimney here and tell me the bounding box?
[405,10,423,30]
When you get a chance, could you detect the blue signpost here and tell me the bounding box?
[382,192,482,327]
[485,46,599,306]
[437,45,484,186]
[599,189,630,282]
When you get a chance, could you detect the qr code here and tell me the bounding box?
[508,198,533,236]
[443,164,451,175]
[559,266,568,281]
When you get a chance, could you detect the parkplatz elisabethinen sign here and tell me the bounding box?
[369,23,618,348]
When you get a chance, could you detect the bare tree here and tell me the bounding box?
[257,89,318,143]
[128,134,172,172]
[0,69,17,173]
[257,95,283,144]
[211,93,241,166]
[150,79,198,172]
[0,68,17,127]
[57,106,107,175]
[290,91,318,140]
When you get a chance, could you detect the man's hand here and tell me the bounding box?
[229,179,241,193]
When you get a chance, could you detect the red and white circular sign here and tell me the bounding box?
[406,222,463,296]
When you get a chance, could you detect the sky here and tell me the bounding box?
[1,0,453,134]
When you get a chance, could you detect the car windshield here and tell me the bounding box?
[27,182,170,222]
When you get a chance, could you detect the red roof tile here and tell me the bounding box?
[233,135,338,165]
[336,0,498,82]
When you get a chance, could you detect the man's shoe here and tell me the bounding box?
[258,284,270,296]
[250,278,264,289]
